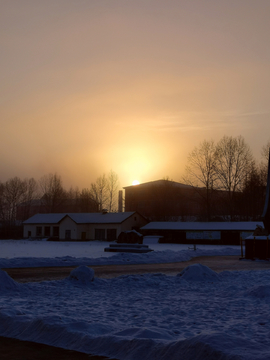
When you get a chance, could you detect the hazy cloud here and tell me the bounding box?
[1,0,270,187]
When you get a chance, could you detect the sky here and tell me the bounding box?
[1,0,270,189]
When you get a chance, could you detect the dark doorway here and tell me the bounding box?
[107,229,117,241]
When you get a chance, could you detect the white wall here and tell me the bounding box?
[23,212,148,241]
[59,216,78,240]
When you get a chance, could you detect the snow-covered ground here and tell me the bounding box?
[0,240,269,359]
[0,239,240,268]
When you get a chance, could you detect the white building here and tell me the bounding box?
[23,212,147,241]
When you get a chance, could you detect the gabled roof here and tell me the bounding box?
[141,221,263,232]
[23,213,67,224]
[23,212,138,225]
[70,212,137,224]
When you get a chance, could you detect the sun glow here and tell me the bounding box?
[132,180,140,185]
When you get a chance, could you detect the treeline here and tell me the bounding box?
[1,135,269,238]
[183,135,270,221]
[0,170,119,238]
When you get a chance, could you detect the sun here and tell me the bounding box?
[132,180,140,186]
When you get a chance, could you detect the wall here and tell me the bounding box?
[23,212,148,241]
[23,223,60,239]
[88,223,121,241]
[124,180,201,220]
[59,216,78,240]
[120,213,147,232]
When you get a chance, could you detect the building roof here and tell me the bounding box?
[23,212,138,225]
[123,179,195,189]
[141,221,263,232]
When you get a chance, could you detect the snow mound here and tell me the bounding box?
[0,269,21,292]
[89,332,244,360]
[68,266,95,285]
[246,285,270,299]
[177,263,220,282]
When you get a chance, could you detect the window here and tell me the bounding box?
[95,229,105,240]
[36,226,42,237]
[53,226,59,237]
[107,229,117,241]
[44,226,50,237]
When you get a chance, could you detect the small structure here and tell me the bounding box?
[243,150,270,260]
[241,234,270,260]
[117,230,143,244]
[104,243,153,253]
[23,212,147,241]
[143,235,162,244]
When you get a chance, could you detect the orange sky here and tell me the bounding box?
[1,1,270,189]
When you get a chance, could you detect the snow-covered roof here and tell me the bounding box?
[23,213,67,224]
[141,221,263,232]
[24,212,137,225]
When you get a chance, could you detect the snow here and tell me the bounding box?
[0,239,240,268]
[177,263,220,282]
[23,211,137,224]
[0,239,269,359]
[68,266,95,285]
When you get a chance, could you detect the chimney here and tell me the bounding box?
[118,190,123,212]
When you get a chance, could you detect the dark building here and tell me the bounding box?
[124,179,203,221]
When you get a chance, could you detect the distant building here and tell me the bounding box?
[23,211,148,241]
[124,179,239,221]
[141,221,261,245]
[124,179,203,221]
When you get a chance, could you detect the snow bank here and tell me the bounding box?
[68,266,95,285]
[245,285,270,299]
[0,264,270,359]
[0,269,22,292]
[177,264,220,282]
[0,239,241,268]
[0,240,268,360]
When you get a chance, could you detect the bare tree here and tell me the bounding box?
[39,173,67,212]
[214,135,254,219]
[63,186,79,213]
[90,174,108,212]
[5,177,28,223]
[89,171,119,212]
[183,140,217,220]
[240,163,266,220]
[0,181,6,222]
[79,188,99,212]
[18,178,39,220]
[261,140,270,162]
[0,176,39,236]
[259,140,270,185]
[106,170,119,212]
